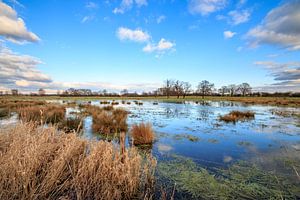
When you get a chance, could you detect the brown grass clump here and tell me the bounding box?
[0,108,10,118]
[18,105,66,124]
[100,101,110,104]
[0,123,156,200]
[58,117,83,133]
[92,108,128,134]
[112,101,119,105]
[131,122,155,145]
[219,110,255,123]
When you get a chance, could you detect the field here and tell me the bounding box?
[0,96,300,199]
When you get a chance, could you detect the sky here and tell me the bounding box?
[0,0,300,94]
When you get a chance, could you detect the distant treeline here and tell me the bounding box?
[2,79,300,98]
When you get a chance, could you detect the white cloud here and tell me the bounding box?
[135,0,147,7]
[143,38,175,54]
[188,0,227,16]
[113,0,147,14]
[116,27,150,42]
[157,15,166,24]
[223,31,236,39]
[0,2,40,44]
[81,15,95,23]
[0,44,51,91]
[254,61,300,92]
[85,2,98,9]
[228,9,250,25]
[247,1,300,51]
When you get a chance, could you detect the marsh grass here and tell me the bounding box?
[0,108,10,118]
[219,110,255,123]
[58,117,83,133]
[131,122,155,145]
[18,105,66,124]
[89,105,128,134]
[0,123,156,200]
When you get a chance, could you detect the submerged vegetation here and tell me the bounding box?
[131,122,155,145]
[157,155,300,199]
[219,110,255,123]
[0,123,156,199]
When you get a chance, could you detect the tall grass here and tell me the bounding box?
[58,117,83,133]
[0,108,10,118]
[18,105,66,124]
[131,122,155,145]
[0,123,156,200]
[219,110,255,123]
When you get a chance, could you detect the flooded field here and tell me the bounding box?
[1,99,300,199]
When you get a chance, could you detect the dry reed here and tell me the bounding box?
[131,122,155,145]
[219,110,255,123]
[18,105,66,124]
[0,123,156,200]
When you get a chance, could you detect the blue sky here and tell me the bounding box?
[0,0,300,93]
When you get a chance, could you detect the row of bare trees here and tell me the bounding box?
[158,79,252,98]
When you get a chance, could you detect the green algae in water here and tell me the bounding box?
[157,155,300,199]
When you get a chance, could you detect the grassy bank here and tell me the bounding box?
[1,95,300,107]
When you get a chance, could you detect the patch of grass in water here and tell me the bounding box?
[173,134,200,142]
[207,138,219,143]
[237,141,253,146]
[157,155,300,199]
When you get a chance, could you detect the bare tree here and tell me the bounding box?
[238,83,252,96]
[228,84,237,96]
[173,80,183,99]
[197,80,214,99]
[38,88,46,96]
[218,86,228,96]
[164,79,174,98]
[182,82,192,99]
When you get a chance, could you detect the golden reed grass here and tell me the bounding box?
[84,105,128,134]
[0,123,156,200]
[18,105,66,124]
[131,122,155,145]
[219,110,255,123]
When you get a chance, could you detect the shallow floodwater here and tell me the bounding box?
[1,100,300,198]
[75,100,300,167]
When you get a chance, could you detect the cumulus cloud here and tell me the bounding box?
[0,2,40,43]
[228,9,250,25]
[113,0,147,14]
[254,61,300,92]
[223,31,236,39]
[116,27,150,42]
[188,0,227,16]
[143,38,175,53]
[116,27,175,56]
[247,1,300,50]
[0,45,52,91]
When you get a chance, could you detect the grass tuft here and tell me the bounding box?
[131,122,155,145]
[219,110,255,123]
